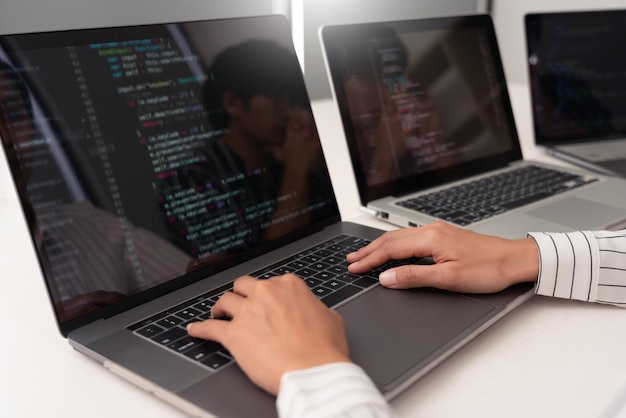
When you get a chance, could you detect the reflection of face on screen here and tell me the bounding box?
[160,39,330,260]
[336,25,515,188]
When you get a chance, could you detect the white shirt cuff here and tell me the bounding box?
[276,362,396,418]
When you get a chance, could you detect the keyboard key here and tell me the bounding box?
[156,315,183,329]
[321,285,362,307]
[324,280,346,290]
[175,307,203,320]
[254,270,274,280]
[136,324,165,338]
[301,254,322,264]
[183,341,224,362]
[311,286,333,298]
[152,326,187,345]
[201,353,232,370]
[168,335,204,353]
[272,266,294,275]
[294,267,315,278]
[313,271,335,281]
[336,272,366,283]
[310,261,331,271]
[192,300,213,312]
[286,260,308,270]
[352,277,378,289]
[327,265,346,274]
[312,249,333,257]
[303,277,323,288]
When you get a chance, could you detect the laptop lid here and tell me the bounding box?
[0,16,341,338]
[525,9,626,177]
[320,14,524,207]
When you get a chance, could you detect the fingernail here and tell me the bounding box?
[379,270,397,287]
[186,323,194,332]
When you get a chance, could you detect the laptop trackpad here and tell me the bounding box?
[337,286,495,389]
[527,197,626,229]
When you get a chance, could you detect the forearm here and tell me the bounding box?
[529,230,626,307]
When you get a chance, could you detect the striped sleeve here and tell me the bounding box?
[528,230,626,307]
[276,362,397,418]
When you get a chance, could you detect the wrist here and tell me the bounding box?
[503,237,540,285]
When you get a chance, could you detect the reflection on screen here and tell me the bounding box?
[330,24,515,190]
[0,18,336,322]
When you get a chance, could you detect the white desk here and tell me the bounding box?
[2,83,626,417]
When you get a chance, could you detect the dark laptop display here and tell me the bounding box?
[525,9,626,177]
[0,19,338,334]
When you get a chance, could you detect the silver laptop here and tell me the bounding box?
[320,14,626,239]
[0,15,533,418]
[525,9,626,178]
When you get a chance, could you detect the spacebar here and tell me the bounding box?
[500,191,552,210]
[320,285,363,308]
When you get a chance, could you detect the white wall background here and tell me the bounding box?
[296,0,484,100]
[492,0,626,86]
[0,0,484,101]
[0,0,282,34]
[1,0,625,87]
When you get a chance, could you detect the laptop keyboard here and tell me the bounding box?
[128,234,409,371]
[396,165,597,226]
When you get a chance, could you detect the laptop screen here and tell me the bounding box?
[526,9,626,146]
[322,15,522,203]
[0,16,338,329]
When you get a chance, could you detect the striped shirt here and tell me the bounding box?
[276,230,626,417]
[277,363,396,418]
[530,229,626,307]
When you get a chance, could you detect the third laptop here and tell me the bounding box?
[320,14,626,238]
[525,9,626,178]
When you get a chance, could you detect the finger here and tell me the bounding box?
[345,232,396,267]
[211,291,244,319]
[348,230,433,273]
[347,228,418,261]
[186,319,229,343]
[231,275,257,297]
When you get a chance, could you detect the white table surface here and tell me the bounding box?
[2,83,626,417]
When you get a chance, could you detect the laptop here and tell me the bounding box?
[525,9,626,178]
[320,14,626,239]
[0,15,533,418]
